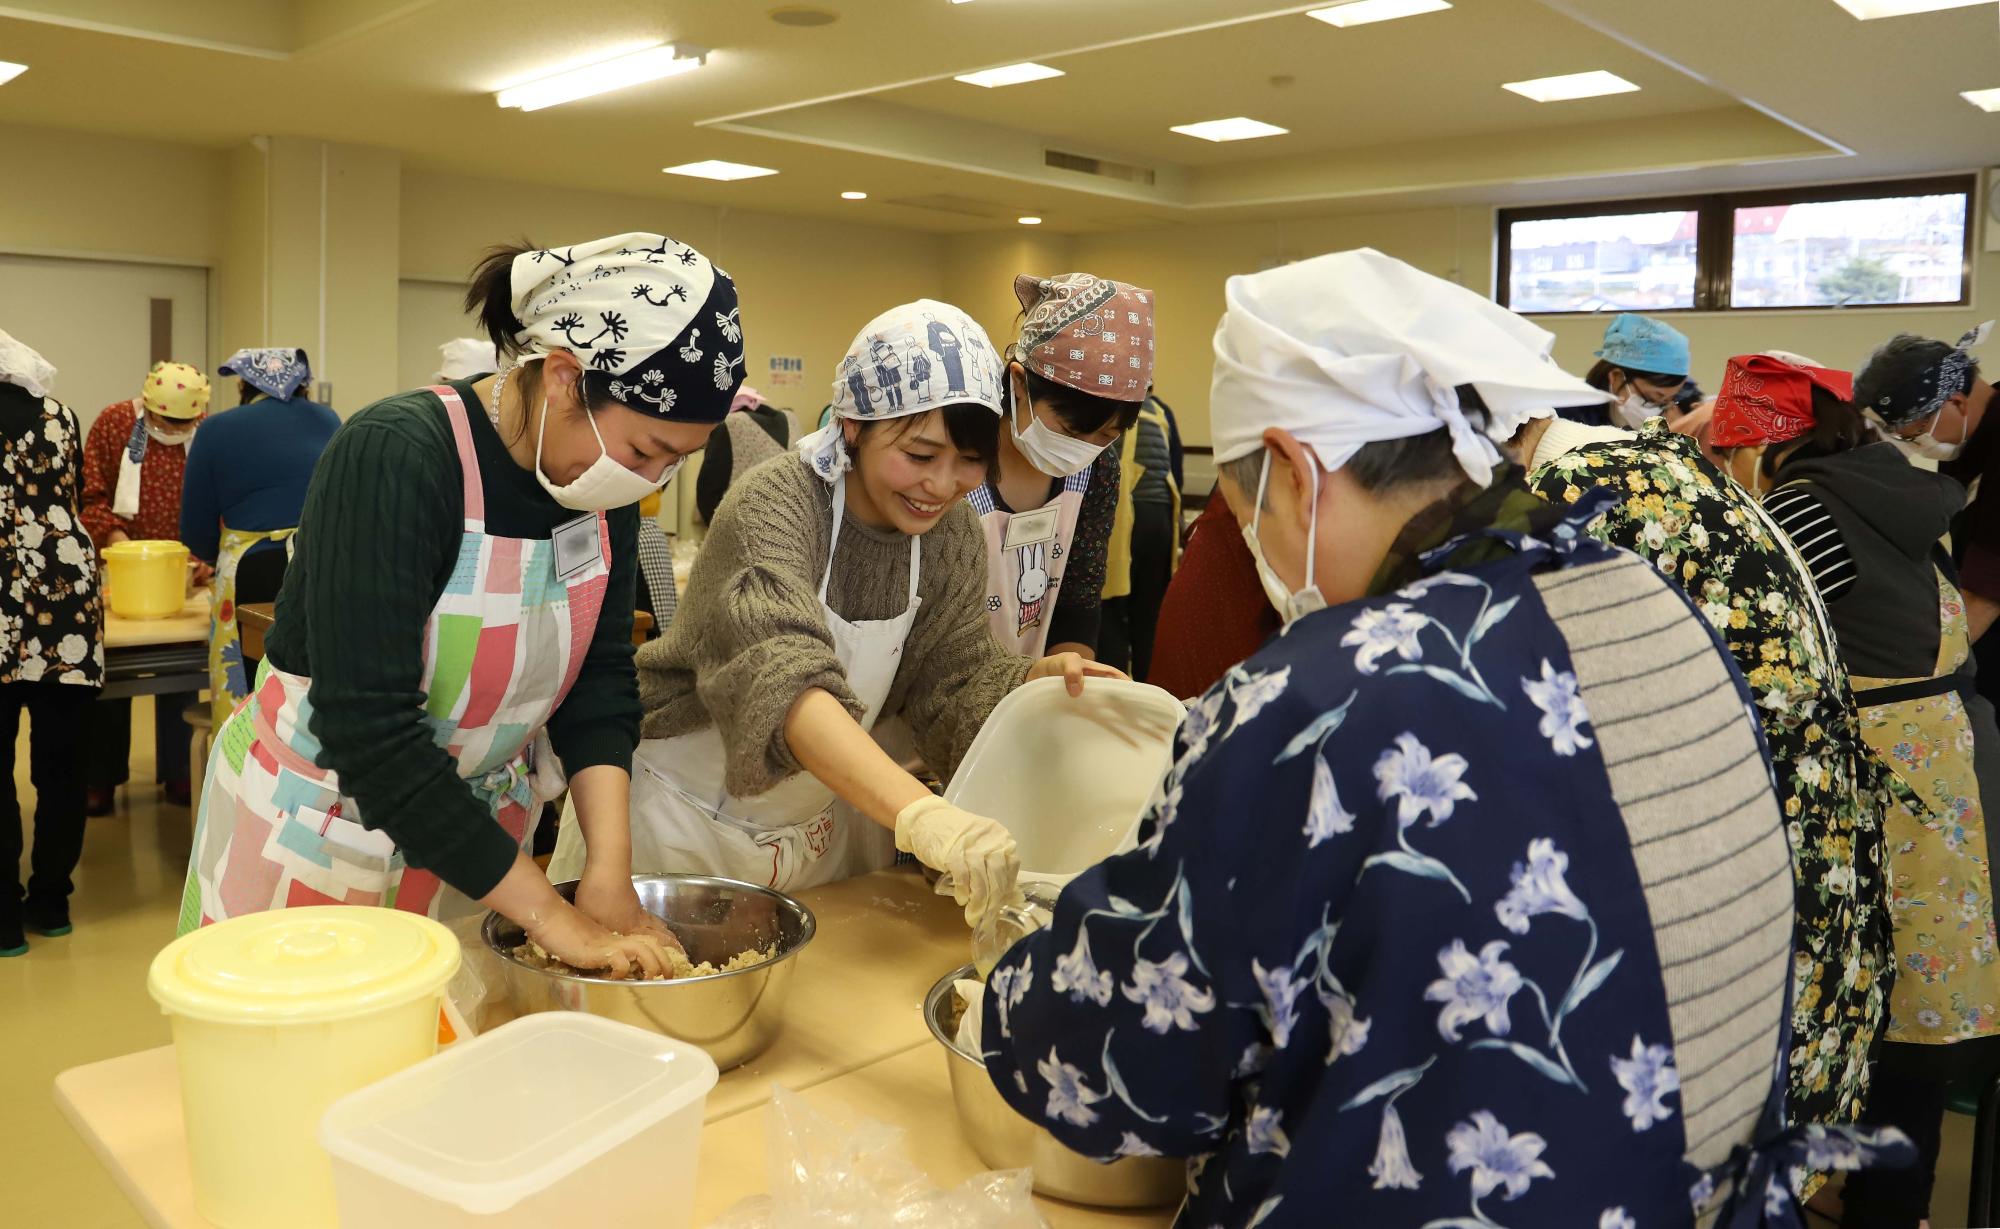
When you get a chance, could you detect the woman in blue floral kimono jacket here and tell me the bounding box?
[982,480,1906,1228]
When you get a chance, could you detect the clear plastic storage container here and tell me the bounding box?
[945,676,1185,885]
[318,1012,719,1228]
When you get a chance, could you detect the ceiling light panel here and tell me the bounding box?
[0,61,26,86]
[1170,117,1289,142]
[1017,216,1043,225]
[495,44,703,111]
[1828,0,1990,17]
[663,160,779,181]
[1962,87,2000,112]
[841,190,869,200]
[1307,0,1452,28]
[1501,70,1640,102]
[954,62,1065,88]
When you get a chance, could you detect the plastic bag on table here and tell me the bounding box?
[439,912,511,1040]
[707,1086,1045,1229]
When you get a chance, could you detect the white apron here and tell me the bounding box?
[969,471,1089,658]
[550,475,913,891]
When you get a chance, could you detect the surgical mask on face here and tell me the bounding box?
[1240,451,1327,626]
[147,421,197,446]
[1612,384,1668,431]
[533,379,673,512]
[1008,377,1109,478]
[1894,407,1967,463]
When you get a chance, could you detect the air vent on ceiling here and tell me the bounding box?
[881,194,1004,219]
[1044,149,1155,186]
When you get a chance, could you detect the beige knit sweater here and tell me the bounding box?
[639,453,1033,797]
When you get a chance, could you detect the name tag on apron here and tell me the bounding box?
[552,514,603,581]
[1002,504,1062,552]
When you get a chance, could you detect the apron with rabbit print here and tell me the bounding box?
[970,472,1088,658]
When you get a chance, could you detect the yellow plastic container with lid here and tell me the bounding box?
[148,907,461,1229]
[102,538,190,618]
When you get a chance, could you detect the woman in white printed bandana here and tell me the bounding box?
[178,233,743,982]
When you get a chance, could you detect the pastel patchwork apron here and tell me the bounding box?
[178,386,609,933]
[207,524,297,729]
[550,474,908,892]
[970,472,1087,658]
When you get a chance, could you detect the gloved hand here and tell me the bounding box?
[895,795,1019,931]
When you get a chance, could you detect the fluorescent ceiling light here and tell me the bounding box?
[1963,86,2000,112]
[841,190,869,200]
[1502,70,1640,102]
[1170,116,1289,142]
[1307,0,1451,28]
[663,160,779,181]
[0,61,26,86]
[1828,0,1989,17]
[954,62,1064,88]
[1017,216,1042,225]
[495,43,704,111]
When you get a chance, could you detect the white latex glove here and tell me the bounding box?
[895,795,1019,931]
[953,978,985,1053]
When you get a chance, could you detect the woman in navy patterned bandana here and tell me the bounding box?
[178,233,740,981]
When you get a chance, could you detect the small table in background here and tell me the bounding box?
[102,593,210,701]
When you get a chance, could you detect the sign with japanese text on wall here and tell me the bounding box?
[767,355,805,389]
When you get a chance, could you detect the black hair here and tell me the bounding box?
[857,402,1001,473]
[1221,386,1482,506]
[1854,334,1980,425]
[237,379,259,406]
[1584,359,1682,391]
[1765,386,1869,476]
[1021,368,1144,436]
[463,240,629,442]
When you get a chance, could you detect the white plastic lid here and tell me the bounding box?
[318,1013,719,1214]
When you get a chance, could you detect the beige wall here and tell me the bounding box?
[398,169,947,418]
[0,121,222,268]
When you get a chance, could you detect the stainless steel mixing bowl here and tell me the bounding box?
[482,875,814,1071]
[924,964,1185,1209]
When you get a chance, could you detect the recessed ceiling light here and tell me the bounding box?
[768,5,839,26]
[0,61,26,87]
[1170,117,1289,142]
[1017,216,1042,226]
[1501,70,1640,102]
[1963,87,2000,112]
[663,160,779,181]
[1307,0,1452,28]
[954,62,1065,88]
[841,190,869,200]
[1828,0,1989,17]
[496,43,705,111]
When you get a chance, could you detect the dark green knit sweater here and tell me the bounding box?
[265,380,639,898]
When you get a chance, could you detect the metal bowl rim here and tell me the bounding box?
[925,962,982,1065]
[480,873,818,987]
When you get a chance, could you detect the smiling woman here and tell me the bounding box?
[572,298,1124,929]
[179,231,745,983]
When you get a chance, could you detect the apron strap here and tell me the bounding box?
[1852,672,1976,707]
[820,474,924,607]
[430,385,486,533]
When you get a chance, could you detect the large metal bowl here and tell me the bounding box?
[482,875,814,1070]
[924,964,1185,1209]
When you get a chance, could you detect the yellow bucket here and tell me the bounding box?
[102,539,190,619]
[148,908,461,1229]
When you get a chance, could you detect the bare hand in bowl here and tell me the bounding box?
[528,905,677,980]
[575,869,689,957]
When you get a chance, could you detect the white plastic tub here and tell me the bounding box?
[946,676,1184,884]
[318,1013,718,1228]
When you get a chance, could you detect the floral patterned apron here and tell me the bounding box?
[207,524,297,729]
[1852,568,2000,1045]
[178,386,609,933]
[970,471,1087,658]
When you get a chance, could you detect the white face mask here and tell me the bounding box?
[1612,385,1668,431]
[1008,377,1109,478]
[1894,407,1966,463]
[533,381,674,512]
[1240,451,1326,626]
[147,421,197,446]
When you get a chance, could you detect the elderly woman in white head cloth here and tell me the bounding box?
[179,233,745,979]
[575,299,1120,928]
[967,249,1900,1229]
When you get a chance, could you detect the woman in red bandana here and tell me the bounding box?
[1713,352,2000,1229]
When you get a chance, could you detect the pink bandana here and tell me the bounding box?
[1013,272,1155,403]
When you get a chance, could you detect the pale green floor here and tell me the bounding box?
[0,704,1983,1226]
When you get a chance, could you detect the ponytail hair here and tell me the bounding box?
[463,241,535,359]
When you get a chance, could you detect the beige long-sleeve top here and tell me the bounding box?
[639,452,1033,797]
